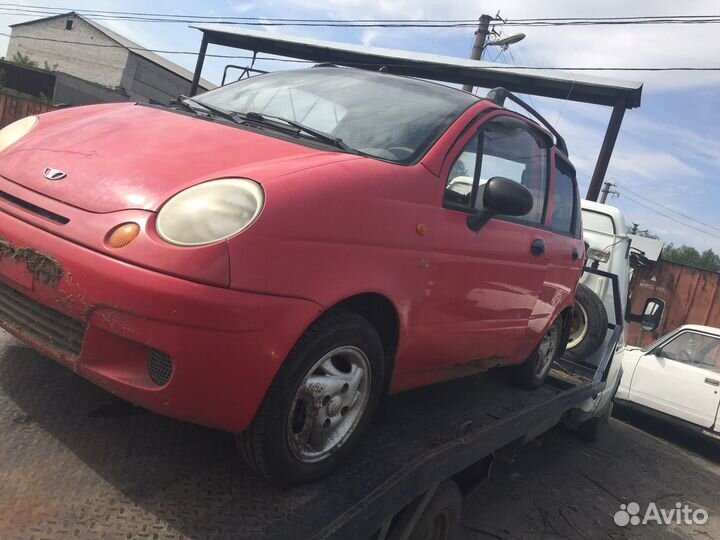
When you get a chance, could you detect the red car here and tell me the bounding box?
[0,67,583,485]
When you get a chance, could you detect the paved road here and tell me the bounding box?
[1,331,718,540]
[459,404,720,539]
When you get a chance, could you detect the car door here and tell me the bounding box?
[409,113,553,372]
[544,152,584,327]
[628,330,720,428]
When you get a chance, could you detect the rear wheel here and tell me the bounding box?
[512,318,562,389]
[565,284,608,363]
[239,310,385,486]
[389,480,462,540]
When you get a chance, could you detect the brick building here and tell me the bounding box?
[6,12,213,105]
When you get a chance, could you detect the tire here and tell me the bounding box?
[389,480,462,540]
[512,318,563,389]
[565,284,608,363]
[238,309,385,486]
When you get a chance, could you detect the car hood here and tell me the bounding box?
[0,103,358,213]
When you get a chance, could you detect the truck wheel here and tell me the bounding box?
[576,401,613,443]
[390,480,462,540]
[512,318,562,389]
[565,284,608,363]
[239,310,385,486]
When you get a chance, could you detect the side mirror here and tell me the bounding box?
[627,297,665,332]
[467,177,533,232]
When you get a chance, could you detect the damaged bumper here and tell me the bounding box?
[0,211,322,432]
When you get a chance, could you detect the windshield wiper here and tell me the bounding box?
[174,99,359,155]
[242,111,359,154]
[176,95,243,125]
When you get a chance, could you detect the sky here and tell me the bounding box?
[1,0,719,252]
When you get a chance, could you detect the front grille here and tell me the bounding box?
[148,349,173,386]
[0,279,86,358]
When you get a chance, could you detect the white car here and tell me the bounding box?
[616,325,720,441]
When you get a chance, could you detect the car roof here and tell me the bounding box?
[677,324,720,336]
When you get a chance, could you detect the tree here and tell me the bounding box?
[662,243,720,272]
[10,51,38,68]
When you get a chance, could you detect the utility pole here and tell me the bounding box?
[599,181,619,203]
[462,14,493,93]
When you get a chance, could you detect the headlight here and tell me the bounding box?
[156,178,264,246]
[587,247,610,263]
[0,115,38,153]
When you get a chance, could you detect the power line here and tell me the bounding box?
[615,184,720,233]
[619,192,720,240]
[1,5,720,27]
[6,31,720,71]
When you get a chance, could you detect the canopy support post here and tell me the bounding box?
[587,96,627,201]
[190,35,209,96]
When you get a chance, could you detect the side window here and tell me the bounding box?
[659,333,720,370]
[552,158,579,235]
[478,117,548,223]
[443,117,549,224]
[445,134,479,208]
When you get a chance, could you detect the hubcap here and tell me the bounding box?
[287,346,371,463]
[535,324,560,378]
[567,301,589,349]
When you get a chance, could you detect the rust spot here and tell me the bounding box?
[451,355,506,376]
[0,236,64,287]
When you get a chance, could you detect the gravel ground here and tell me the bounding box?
[0,330,718,540]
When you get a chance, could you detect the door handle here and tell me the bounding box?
[530,239,546,257]
[705,378,719,387]
[572,247,580,260]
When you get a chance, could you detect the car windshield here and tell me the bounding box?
[193,67,477,164]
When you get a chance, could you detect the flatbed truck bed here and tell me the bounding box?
[1,332,614,540]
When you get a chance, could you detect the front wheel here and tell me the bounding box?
[239,310,385,486]
[512,318,563,389]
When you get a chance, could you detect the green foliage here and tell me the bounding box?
[10,51,38,68]
[43,60,59,72]
[662,243,720,272]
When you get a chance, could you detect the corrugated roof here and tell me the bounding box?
[11,12,215,90]
[192,24,642,108]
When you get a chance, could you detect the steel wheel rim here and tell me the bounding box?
[567,301,589,349]
[535,324,560,378]
[287,345,371,463]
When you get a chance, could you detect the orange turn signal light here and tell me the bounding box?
[107,223,140,249]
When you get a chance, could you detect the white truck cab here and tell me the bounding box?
[566,201,633,436]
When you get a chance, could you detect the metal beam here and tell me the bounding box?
[191,25,643,109]
[587,96,627,201]
[190,35,209,96]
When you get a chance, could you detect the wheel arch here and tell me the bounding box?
[558,304,575,358]
[330,293,400,391]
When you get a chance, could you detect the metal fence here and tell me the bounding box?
[627,260,720,346]
[0,92,54,129]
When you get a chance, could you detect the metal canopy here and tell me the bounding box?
[190,25,642,108]
[189,25,644,200]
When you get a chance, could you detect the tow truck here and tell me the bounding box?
[0,25,665,540]
[175,25,668,539]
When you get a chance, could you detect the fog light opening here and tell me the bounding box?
[148,349,173,386]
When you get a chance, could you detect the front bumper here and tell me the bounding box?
[0,210,322,432]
